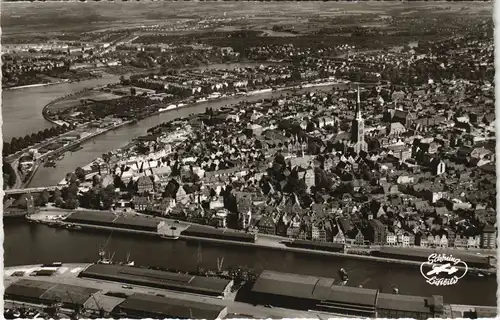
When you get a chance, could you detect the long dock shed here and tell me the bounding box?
[113,293,228,319]
[79,264,233,297]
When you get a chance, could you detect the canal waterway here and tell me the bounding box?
[3,220,496,307]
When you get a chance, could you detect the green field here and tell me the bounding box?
[47,90,121,112]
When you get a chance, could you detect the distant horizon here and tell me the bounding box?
[2,0,494,2]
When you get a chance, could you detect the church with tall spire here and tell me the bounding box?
[351,85,368,154]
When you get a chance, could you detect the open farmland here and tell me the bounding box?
[2,2,492,38]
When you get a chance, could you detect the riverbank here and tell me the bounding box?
[4,80,69,91]
[26,213,495,274]
[5,218,495,306]
[41,76,341,126]
[6,119,133,190]
[3,262,497,320]
[44,78,345,185]
[41,87,99,126]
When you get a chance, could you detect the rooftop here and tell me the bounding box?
[5,278,99,306]
[377,292,442,313]
[251,270,378,307]
[79,264,232,297]
[115,292,227,319]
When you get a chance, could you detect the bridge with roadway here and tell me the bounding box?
[4,186,61,195]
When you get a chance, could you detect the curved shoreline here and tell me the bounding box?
[41,78,341,126]
[4,82,62,91]
[42,86,99,126]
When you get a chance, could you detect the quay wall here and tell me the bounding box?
[39,121,132,163]
[30,217,494,274]
[21,162,42,187]
[3,262,497,318]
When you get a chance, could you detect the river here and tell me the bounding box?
[2,61,279,187]
[2,74,122,142]
[3,220,496,306]
[1,62,276,143]
[3,62,496,307]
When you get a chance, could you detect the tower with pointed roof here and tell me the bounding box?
[351,85,368,154]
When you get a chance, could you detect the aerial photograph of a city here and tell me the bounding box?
[1,0,496,319]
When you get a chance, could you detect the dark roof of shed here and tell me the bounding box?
[66,211,117,223]
[251,270,378,307]
[41,283,99,305]
[5,279,54,299]
[6,279,98,305]
[475,307,498,317]
[80,264,231,295]
[113,215,159,229]
[117,293,226,319]
[377,293,436,313]
[183,224,255,239]
[291,239,344,250]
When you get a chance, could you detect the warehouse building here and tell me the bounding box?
[65,210,117,226]
[286,239,345,252]
[65,211,160,232]
[249,270,378,317]
[248,270,445,318]
[5,279,99,309]
[79,264,233,297]
[181,225,257,243]
[112,293,228,319]
[376,292,444,319]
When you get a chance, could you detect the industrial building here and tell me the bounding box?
[248,270,445,318]
[5,279,99,309]
[65,211,159,232]
[112,293,228,319]
[376,292,444,319]
[286,239,345,252]
[5,278,228,319]
[249,270,378,317]
[79,264,233,297]
[181,224,257,243]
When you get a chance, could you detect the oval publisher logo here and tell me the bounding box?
[420,253,468,286]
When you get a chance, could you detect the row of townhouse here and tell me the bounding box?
[257,213,494,250]
[417,234,482,249]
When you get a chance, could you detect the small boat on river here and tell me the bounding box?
[120,252,135,266]
[160,234,180,240]
[339,268,349,282]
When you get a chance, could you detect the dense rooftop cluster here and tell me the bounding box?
[5,4,495,251]
[64,61,495,249]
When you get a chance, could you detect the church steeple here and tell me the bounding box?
[351,84,368,154]
[356,85,361,119]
